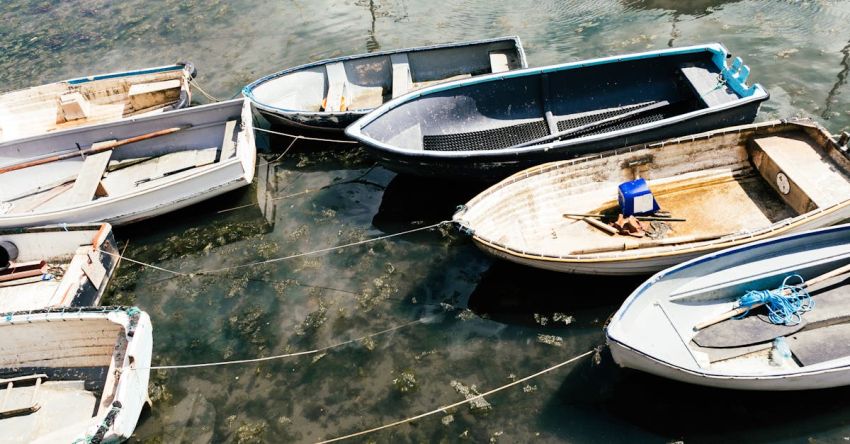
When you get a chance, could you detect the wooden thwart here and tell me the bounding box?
[391,54,412,99]
[63,150,112,205]
[324,62,348,112]
[489,51,511,73]
[219,120,237,160]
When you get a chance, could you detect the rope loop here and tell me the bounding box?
[734,274,814,325]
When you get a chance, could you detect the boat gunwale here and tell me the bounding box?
[242,35,527,116]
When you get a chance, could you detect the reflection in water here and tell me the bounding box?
[823,40,850,120]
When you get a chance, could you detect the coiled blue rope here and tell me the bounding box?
[734,274,814,325]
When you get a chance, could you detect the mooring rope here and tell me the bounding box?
[188,78,222,102]
[254,126,359,144]
[134,317,432,370]
[98,220,451,277]
[317,348,599,443]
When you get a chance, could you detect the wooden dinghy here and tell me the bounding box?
[607,223,850,390]
[453,119,850,275]
[0,223,118,313]
[243,36,526,134]
[0,98,256,228]
[0,63,195,143]
[346,43,769,179]
[0,307,152,442]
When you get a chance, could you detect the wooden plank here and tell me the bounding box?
[750,135,850,211]
[58,92,90,121]
[789,322,850,366]
[219,120,237,160]
[13,182,73,213]
[391,54,412,99]
[324,62,348,112]
[101,148,218,194]
[62,151,112,205]
[489,51,511,73]
[81,250,106,290]
[128,79,182,110]
[693,314,806,348]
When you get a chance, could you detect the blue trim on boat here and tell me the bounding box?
[67,64,186,85]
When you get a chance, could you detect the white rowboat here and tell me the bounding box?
[0,99,256,228]
[1,307,152,442]
[607,223,850,390]
[454,119,850,275]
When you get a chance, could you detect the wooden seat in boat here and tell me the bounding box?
[128,79,182,110]
[680,65,738,107]
[391,54,412,99]
[749,134,850,214]
[489,51,511,73]
[324,62,349,112]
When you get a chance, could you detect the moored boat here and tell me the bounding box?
[346,43,768,179]
[0,98,256,228]
[0,307,152,442]
[243,36,526,135]
[606,223,850,390]
[0,223,118,313]
[0,63,195,143]
[453,119,850,274]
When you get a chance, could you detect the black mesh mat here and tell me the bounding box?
[423,119,548,151]
[581,112,667,136]
[556,102,655,132]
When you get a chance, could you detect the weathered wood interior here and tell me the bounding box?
[0,67,189,142]
[0,317,125,442]
[460,123,850,258]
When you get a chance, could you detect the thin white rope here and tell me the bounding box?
[317,348,598,443]
[254,126,359,144]
[189,79,222,102]
[135,317,431,370]
[97,220,451,277]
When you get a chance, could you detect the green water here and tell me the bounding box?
[6,0,850,442]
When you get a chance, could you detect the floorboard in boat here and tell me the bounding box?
[537,175,795,255]
[2,380,96,443]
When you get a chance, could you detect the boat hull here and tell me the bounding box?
[472,205,850,275]
[609,339,850,390]
[366,95,763,180]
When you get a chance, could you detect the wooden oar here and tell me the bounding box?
[692,262,850,331]
[0,126,187,175]
[563,213,687,222]
[508,100,672,149]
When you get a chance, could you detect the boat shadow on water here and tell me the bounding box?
[540,352,850,442]
[467,261,647,326]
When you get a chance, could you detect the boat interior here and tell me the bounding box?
[249,40,524,113]
[0,226,114,312]
[635,230,850,375]
[361,51,746,152]
[0,315,127,442]
[460,122,850,258]
[0,113,243,217]
[0,68,188,142]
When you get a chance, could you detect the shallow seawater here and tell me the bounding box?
[5,0,850,442]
